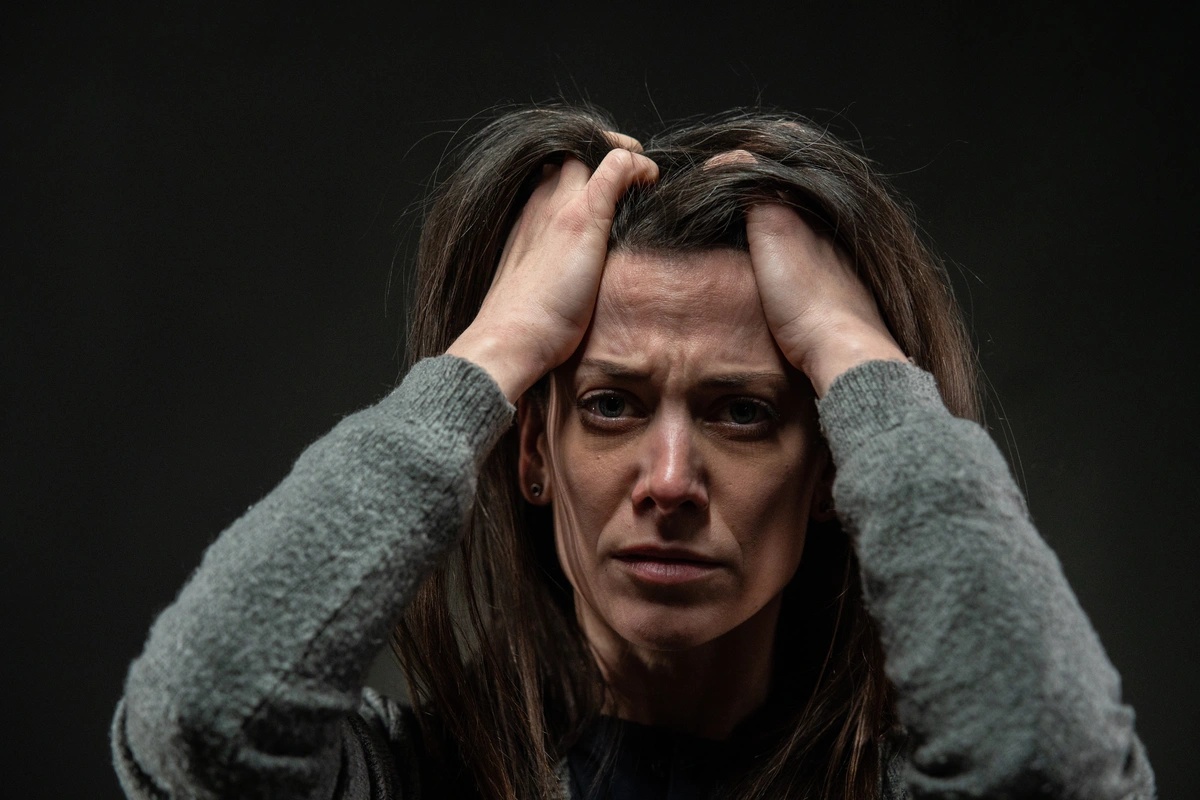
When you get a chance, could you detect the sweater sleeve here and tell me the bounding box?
[111,355,515,799]
[817,360,1155,800]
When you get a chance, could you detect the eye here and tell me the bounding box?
[577,391,642,430]
[595,394,627,418]
[714,397,779,436]
[728,399,762,425]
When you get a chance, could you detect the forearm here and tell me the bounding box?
[113,355,514,798]
[818,360,1154,799]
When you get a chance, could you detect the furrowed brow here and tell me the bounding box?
[698,371,790,391]
[576,358,652,381]
[576,360,789,391]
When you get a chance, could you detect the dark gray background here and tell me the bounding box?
[4,3,1195,797]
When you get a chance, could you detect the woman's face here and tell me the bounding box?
[524,249,829,654]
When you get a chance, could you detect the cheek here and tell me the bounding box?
[546,420,632,600]
[721,446,821,585]
[550,402,637,524]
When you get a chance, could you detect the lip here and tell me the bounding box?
[613,546,723,585]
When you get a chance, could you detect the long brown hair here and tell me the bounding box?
[393,103,980,798]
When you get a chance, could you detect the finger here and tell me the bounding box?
[746,205,825,297]
[604,130,644,153]
[529,161,562,200]
[746,202,811,242]
[556,155,595,192]
[747,204,855,295]
[513,162,562,231]
[703,149,757,169]
[496,163,563,275]
[584,148,659,220]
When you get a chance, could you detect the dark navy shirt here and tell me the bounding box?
[567,715,771,799]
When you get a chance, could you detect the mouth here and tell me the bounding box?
[613,547,723,585]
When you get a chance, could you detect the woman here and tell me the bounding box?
[112,104,1155,798]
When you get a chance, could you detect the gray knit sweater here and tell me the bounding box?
[111,356,1155,799]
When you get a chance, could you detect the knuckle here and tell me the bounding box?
[604,130,644,153]
[558,203,593,236]
[602,146,637,170]
[704,149,757,169]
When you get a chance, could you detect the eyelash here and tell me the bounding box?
[576,392,636,428]
[721,398,779,427]
[576,392,779,435]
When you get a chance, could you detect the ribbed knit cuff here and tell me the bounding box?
[376,355,516,464]
[816,360,947,467]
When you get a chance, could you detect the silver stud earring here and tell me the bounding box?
[530,483,543,498]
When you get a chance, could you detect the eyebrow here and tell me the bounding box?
[697,371,789,390]
[577,358,651,381]
[577,358,789,390]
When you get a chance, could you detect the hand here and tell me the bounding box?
[448,138,659,401]
[746,201,908,397]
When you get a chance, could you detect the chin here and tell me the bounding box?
[612,602,737,652]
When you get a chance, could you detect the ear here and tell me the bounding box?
[517,395,553,504]
[809,450,837,523]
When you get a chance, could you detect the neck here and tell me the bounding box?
[579,595,782,741]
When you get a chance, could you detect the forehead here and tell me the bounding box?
[581,249,783,372]
[598,248,755,309]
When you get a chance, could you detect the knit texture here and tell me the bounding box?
[819,361,1154,799]
[112,356,1155,799]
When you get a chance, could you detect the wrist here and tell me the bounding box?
[446,325,544,403]
[804,337,908,399]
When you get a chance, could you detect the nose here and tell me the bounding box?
[630,413,709,514]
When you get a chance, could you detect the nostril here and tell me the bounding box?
[632,477,709,515]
